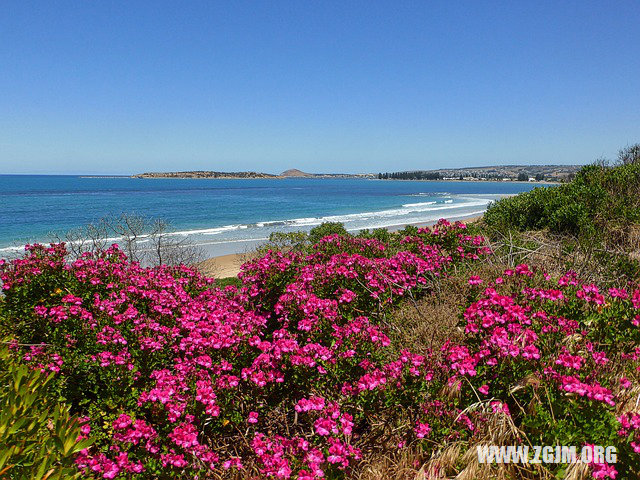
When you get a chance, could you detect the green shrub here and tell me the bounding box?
[356,227,392,243]
[484,162,640,246]
[213,276,242,288]
[308,222,349,244]
[0,340,93,479]
[253,231,309,256]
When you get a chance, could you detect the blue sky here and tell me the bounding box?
[1,1,639,174]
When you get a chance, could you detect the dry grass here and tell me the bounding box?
[628,224,640,263]
[388,263,504,356]
[481,227,640,287]
[401,396,558,480]
[356,445,425,480]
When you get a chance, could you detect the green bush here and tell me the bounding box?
[356,227,392,243]
[308,222,349,244]
[213,276,242,288]
[253,231,309,256]
[0,340,93,479]
[484,162,640,244]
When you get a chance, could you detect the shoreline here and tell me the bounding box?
[198,214,483,279]
[130,175,560,184]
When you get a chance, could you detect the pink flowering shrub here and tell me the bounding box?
[2,219,640,478]
[0,221,486,478]
[444,266,640,477]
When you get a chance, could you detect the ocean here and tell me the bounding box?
[0,175,544,258]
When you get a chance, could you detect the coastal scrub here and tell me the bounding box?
[1,220,639,478]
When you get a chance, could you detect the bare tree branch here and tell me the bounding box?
[49,213,204,267]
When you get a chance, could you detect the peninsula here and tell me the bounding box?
[132,169,377,179]
[132,171,278,179]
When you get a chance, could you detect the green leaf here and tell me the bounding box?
[53,436,65,454]
[71,437,94,453]
[0,445,14,470]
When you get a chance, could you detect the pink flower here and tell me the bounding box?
[247,411,259,424]
[414,422,431,438]
[295,396,325,412]
[314,417,336,436]
[113,414,132,430]
[168,423,199,449]
[222,457,243,470]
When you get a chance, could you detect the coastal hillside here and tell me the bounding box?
[379,164,582,182]
[1,153,640,479]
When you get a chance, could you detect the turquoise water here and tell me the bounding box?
[0,175,543,256]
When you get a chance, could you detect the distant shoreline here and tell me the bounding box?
[129,174,561,184]
[131,172,376,180]
[80,175,132,179]
[131,164,579,182]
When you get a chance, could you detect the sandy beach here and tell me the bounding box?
[198,253,247,279]
[199,214,483,279]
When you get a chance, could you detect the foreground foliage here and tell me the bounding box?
[1,218,640,478]
[0,341,92,479]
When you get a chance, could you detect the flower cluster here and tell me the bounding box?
[2,219,640,479]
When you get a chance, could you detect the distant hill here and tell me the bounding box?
[280,169,312,177]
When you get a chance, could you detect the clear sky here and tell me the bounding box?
[1,1,639,174]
